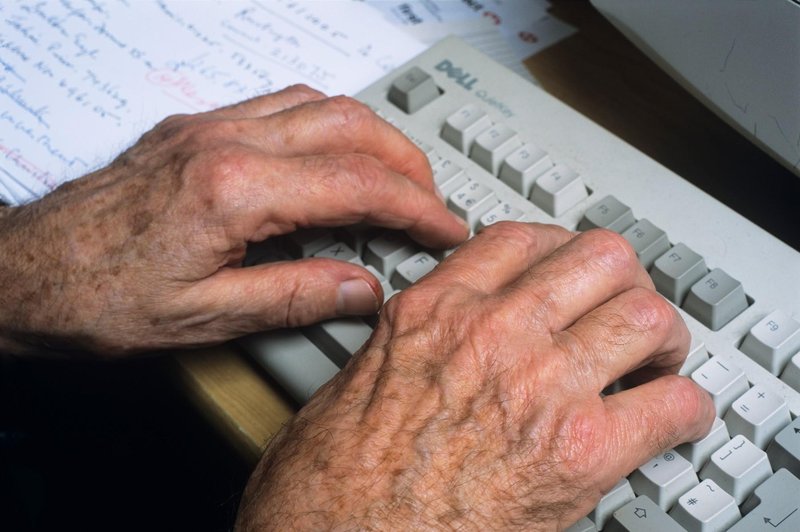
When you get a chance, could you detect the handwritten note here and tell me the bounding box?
[0,0,425,205]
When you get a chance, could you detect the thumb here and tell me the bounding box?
[194,258,382,332]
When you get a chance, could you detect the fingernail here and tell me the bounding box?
[336,278,379,316]
[453,213,470,233]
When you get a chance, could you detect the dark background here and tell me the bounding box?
[0,356,250,532]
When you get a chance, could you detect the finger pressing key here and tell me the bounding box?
[415,222,575,295]
[555,287,690,393]
[231,153,468,249]
[503,228,653,332]
[600,375,716,487]
[250,96,438,192]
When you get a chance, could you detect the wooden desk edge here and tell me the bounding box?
[171,345,294,465]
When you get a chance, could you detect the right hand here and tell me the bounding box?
[236,222,716,530]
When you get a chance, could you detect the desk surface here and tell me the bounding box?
[172,1,800,466]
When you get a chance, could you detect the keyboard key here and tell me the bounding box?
[650,243,708,305]
[682,268,748,331]
[244,239,292,266]
[313,242,364,265]
[408,137,439,165]
[691,356,749,417]
[240,329,339,404]
[676,417,730,471]
[363,232,418,278]
[620,219,670,270]
[303,318,373,368]
[723,384,790,449]
[577,195,635,233]
[565,517,597,532]
[669,479,740,532]
[730,469,800,531]
[285,228,336,258]
[477,201,526,230]
[530,164,588,217]
[448,180,499,229]
[470,123,522,175]
[766,417,800,478]
[679,338,710,377]
[628,450,698,510]
[498,144,553,196]
[740,310,800,375]
[387,66,440,113]
[431,159,469,198]
[441,103,492,154]
[590,478,635,530]
[335,224,382,255]
[700,434,772,505]
[606,495,685,531]
[779,351,800,391]
[391,251,438,290]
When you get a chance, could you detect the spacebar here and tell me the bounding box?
[302,318,374,369]
[240,329,339,404]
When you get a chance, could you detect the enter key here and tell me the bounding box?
[729,469,800,531]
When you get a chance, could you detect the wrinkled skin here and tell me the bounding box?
[0,85,466,355]
[0,86,714,529]
[236,222,715,530]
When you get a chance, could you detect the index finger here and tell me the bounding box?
[226,152,469,249]
[246,96,438,193]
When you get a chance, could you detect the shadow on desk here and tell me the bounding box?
[0,356,249,532]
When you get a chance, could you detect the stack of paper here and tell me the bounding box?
[0,0,424,205]
[0,0,575,205]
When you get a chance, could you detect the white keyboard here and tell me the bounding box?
[240,37,800,532]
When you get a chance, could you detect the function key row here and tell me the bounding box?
[740,310,800,391]
[580,195,800,388]
[579,194,749,331]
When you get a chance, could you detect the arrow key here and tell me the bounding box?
[767,417,800,479]
[605,495,685,531]
[729,469,800,531]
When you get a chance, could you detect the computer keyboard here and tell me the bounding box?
[239,36,800,531]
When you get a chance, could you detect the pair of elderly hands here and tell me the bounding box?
[0,85,714,530]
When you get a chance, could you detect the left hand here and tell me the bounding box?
[0,85,468,357]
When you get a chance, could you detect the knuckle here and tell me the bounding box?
[283,83,326,100]
[191,145,258,198]
[480,220,539,246]
[381,284,466,341]
[143,113,192,144]
[579,228,640,275]
[639,375,708,451]
[552,410,605,477]
[625,287,677,335]
[663,375,709,423]
[325,95,375,129]
[381,287,426,328]
[155,112,191,131]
